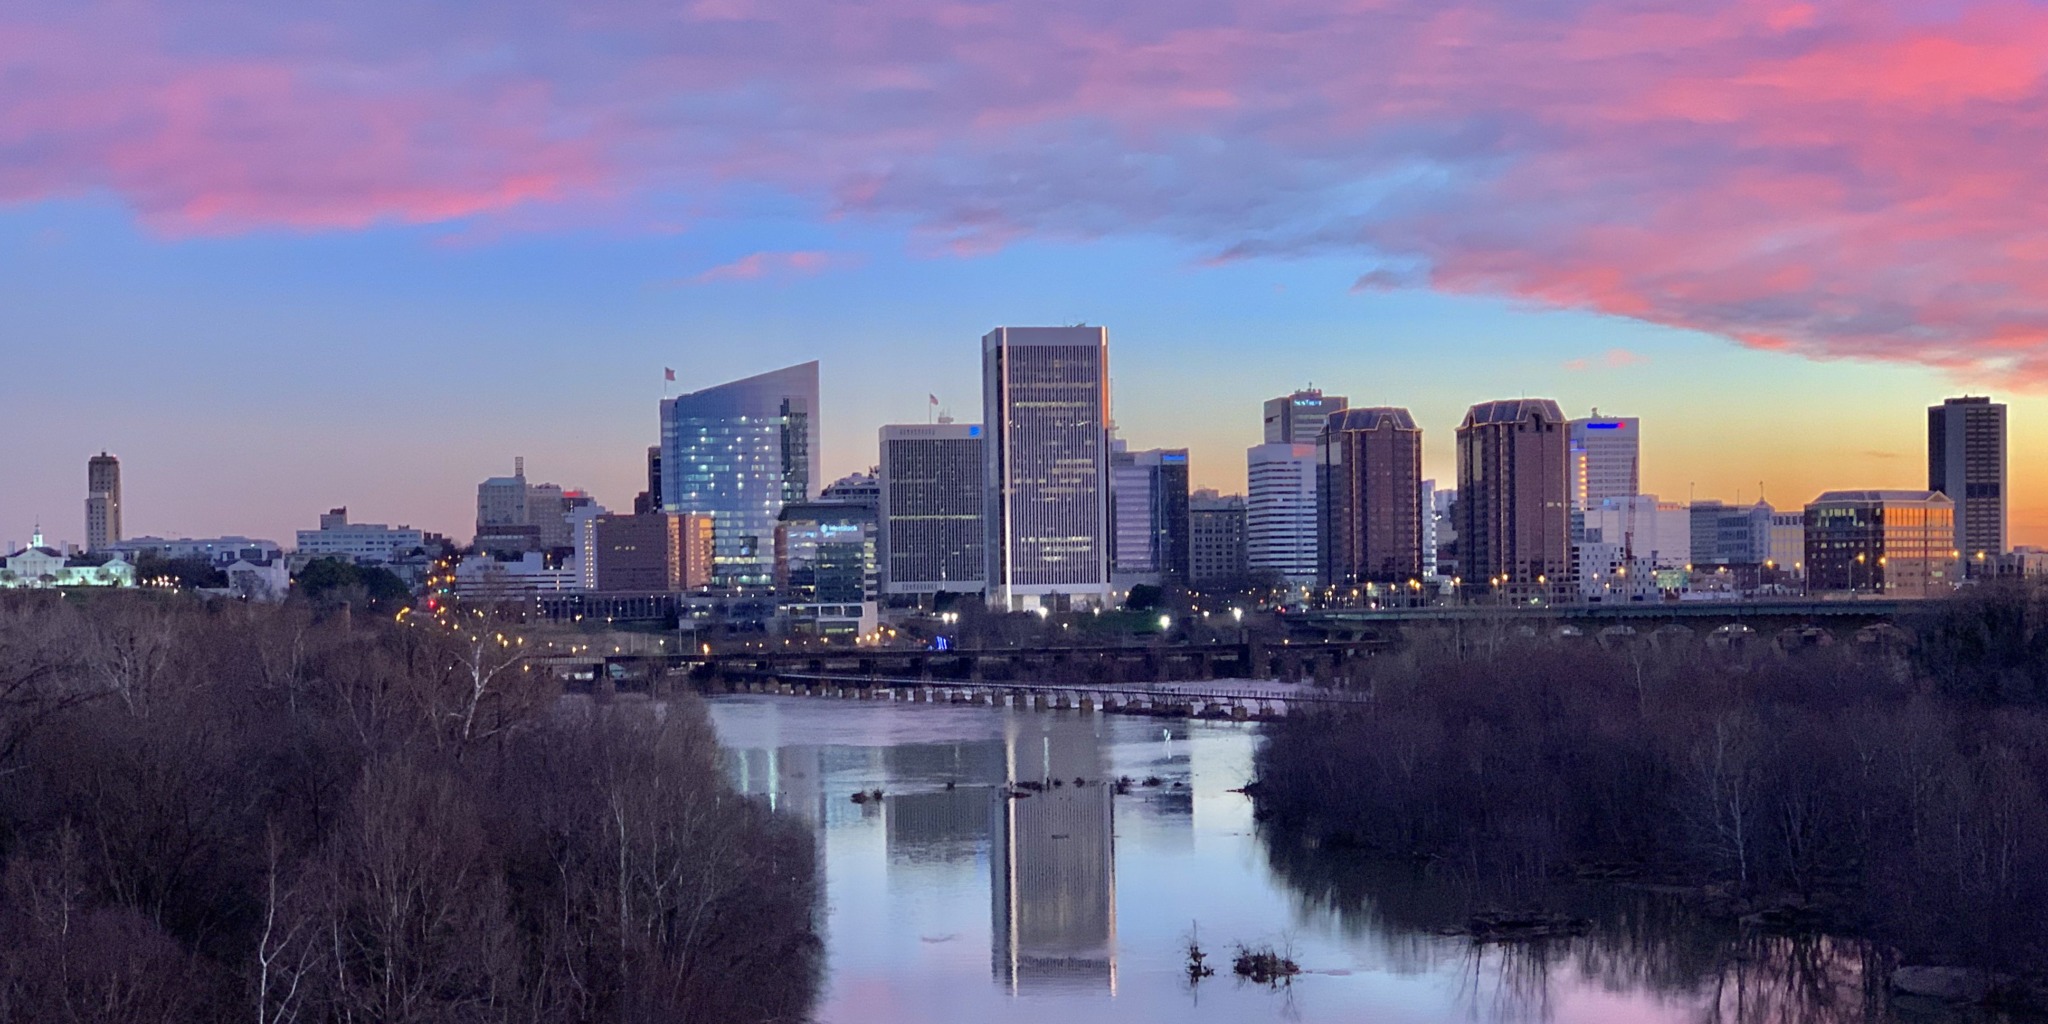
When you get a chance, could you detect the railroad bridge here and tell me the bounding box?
[545,639,1389,696]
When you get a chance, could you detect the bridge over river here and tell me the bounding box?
[542,639,1391,695]
[698,673,1368,722]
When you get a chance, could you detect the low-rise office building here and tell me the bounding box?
[1804,490,1960,597]
[296,508,426,565]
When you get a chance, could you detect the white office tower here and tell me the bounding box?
[880,423,987,597]
[1247,442,1319,588]
[1264,389,1348,445]
[1419,479,1438,579]
[983,327,1114,611]
[1568,413,1641,508]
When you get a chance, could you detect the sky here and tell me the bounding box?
[3,0,2045,549]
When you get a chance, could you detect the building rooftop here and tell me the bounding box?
[1325,407,1418,432]
[1810,490,1951,505]
[1461,398,1565,427]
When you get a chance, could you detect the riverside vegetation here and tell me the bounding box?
[0,592,822,1023]
[1253,582,2048,1003]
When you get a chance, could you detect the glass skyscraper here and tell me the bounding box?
[660,361,820,587]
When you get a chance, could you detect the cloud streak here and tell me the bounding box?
[687,250,857,284]
[1565,348,1650,372]
[7,1,2048,380]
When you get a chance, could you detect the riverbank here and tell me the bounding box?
[0,594,823,1022]
[1251,587,2048,1012]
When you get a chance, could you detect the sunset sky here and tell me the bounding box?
[3,0,2044,548]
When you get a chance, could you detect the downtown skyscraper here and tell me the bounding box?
[660,361,821,587]
[85,452,120,552]
[982,327,1113,610]
[1928,395,2007,573]
[1567,412,1640,509]
[1263,388,1348,446]
[879,422,987,598]
[1247,441,1319,586]
[1318,408,1425,585]
[1456,399,1573,597]
[1109,445,1191,582]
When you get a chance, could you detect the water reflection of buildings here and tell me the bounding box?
[990,716,1117,993]
[727,745,829,827]
[887,786,990,864]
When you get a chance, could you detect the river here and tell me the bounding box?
[708,693,2012,1024]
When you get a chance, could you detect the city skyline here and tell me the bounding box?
[6,346,2038,553]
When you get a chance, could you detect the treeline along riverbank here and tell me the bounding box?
[0,592,822,1023]
[1253,582,2048,1004]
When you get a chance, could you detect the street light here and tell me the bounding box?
[1158,614,1172,631]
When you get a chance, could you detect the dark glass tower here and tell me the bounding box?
[1927,396,2007,574]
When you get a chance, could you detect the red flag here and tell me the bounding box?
[665,368,677,382]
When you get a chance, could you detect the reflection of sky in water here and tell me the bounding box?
[710,697,1974,1024]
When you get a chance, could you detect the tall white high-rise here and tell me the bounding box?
[1247,442,1319,587]
[1568,412,1640,509]
[983,327,1113,610]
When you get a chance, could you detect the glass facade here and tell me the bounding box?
[1110,448,1190,579]
[775,502,877,635]
[660,361,820,587]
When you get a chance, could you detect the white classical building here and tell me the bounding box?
[2,528,135,589]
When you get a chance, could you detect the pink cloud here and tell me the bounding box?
[1566,348,1651,372]
[10,2,2048,381]
[687,250,856,284]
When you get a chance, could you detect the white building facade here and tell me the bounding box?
[295,508,426,565]
[1568,413,1641,509]
[1247,442,1319,587]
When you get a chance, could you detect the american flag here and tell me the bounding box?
[665,368,676,382]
